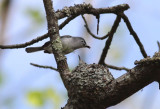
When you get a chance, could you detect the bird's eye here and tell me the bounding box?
[81,40,86,46]
[81,40,85,43]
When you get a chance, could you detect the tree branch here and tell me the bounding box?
[43,0,70,90]
[99,15,121,64]
[82,15,109,40]
[102,64,159,108]
[30,63,58,71]
[59,15,77,30]
[120,13,148,58]
[0,17,77,49]
[56,4,129,19]
[0,33,48,49]
[104,63,130,71]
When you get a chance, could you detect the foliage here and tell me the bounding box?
[27,88,63,108]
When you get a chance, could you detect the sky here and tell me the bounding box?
[0,0,160,109]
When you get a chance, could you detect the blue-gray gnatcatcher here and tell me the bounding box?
[25,35,90,54]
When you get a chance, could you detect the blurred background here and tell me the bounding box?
[0,0,160,109]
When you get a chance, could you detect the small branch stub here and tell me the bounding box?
[134,52,160,66]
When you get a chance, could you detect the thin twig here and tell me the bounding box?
[104,63,130,71]
[0,16,77,49]
[120,13,147,58]
[0,33,48,49]
[82,15,109,40]
[59,15,77,30]
[30,63,58,71]
[99,15,121,64]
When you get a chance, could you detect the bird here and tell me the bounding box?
[25,35,90,55]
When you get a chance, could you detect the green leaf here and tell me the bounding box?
[45,88,62,107]
[26,88,63,108]
[27,91,44,107]
[25,8,45,24]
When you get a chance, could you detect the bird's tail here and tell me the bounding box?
[25,47,43,53]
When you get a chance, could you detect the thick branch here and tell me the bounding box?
[43,0,70,89]
[56,4,129,19]
[99,16,121,64]
[102,64,159,108]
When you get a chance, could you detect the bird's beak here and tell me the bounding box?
[85,45,90,49]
